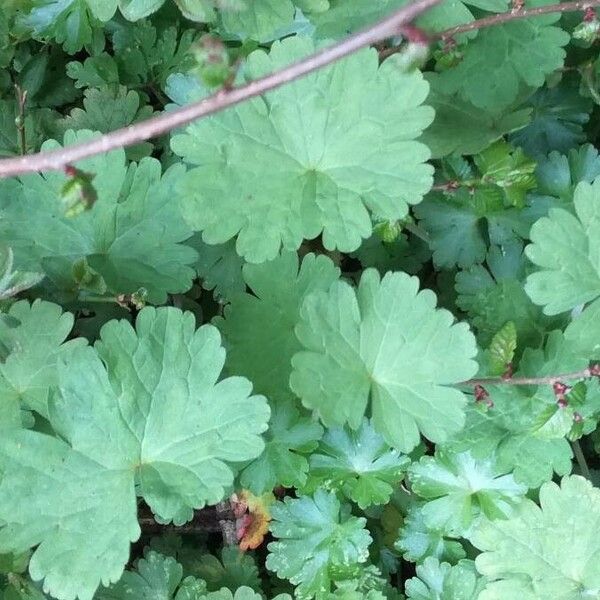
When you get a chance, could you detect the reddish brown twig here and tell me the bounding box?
[0,0,442,179]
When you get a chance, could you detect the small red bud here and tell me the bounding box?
[64,165,77,177]
[553,381,571,397]
[584,7,597,22]
[589,362,600,377]
[474,384,490,403]
[399,25,430,45]
[557,397,569,409]
[573,412,583,423]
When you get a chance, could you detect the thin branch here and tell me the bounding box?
[462,367,593,387]
[0,0,442,179]
[572,440,592,480]
[435,0,600,39]
[138,506,223,534]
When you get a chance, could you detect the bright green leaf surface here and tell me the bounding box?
[0,307,269,600]
[525,178,600,314]
[408,450,527,536]
[172,37,433,262]
[473,476,600,599]
[305,419,410,509]
[0,300,86,427]
[405,558,485,600]
[240,400,323,494]
[0,131,197,304]
[266,490,372,599]
[291,269,478,452]
[437,0,569,110]
[218,252,339,402]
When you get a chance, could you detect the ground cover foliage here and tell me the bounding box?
[1,0,600,599]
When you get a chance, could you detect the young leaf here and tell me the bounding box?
[0,307,270,600]
[408,450,527,536]
[291,269,478,452]
[473,475,600,599]
[395,505,466,565]
[486,321,517,376]
[172,37,433,262]
[218,252,339,402]
[525,178,600,314]
[184,547,261,594]
[405,558,486,600]
[266,490,372,599]
[305,418,410,509]
[0,130,197,304]
[239,400,323,495]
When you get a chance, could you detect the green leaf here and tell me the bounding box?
[395,505,466,564]
[290,269,478,452]
[191,237,246,303]
[305,419,410,509]
[0,300,86,427]
[486,321,517,376]
[437,0,569,110]
[473,475,600,599]
[0,130,197,304]
[240,400,323,494]
[205,588,287,600]
[266,490,372,599]
[2,573,49,600]
[57,86,154,161]
[110,21,199,88]
[473,141,536,209]
[525,177,600,314]
[309,0,508,40]
[220,0,295,42]
[218,252,339,402]
[405,558,486,600]
[455,242,565,349]
[118,0,167,20]
[96,550,205,599]
[351,232,431,276]
[0,247,44,301]
[184,547,261,594]
[408,450,527,536]
[0,307,270,600]
[21,0,103,53]
[172,37,433,262]
[445,385,573,487]
[422,73,531,158]
[414,188,533,270]
[0,100,57,158]
[510,78,593,158]
[533,144,600,203]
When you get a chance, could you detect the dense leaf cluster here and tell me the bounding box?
[1,1,600,599]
